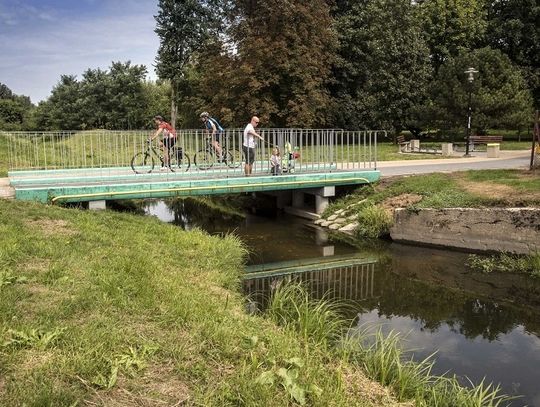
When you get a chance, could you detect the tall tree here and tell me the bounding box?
[332,0,432,132]
[416,0,488,72]
[154,0,220,127]
[195,0,337,127]
[486,0,540,108]
[430,47,533,133]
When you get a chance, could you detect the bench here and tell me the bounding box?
[456,135,503,152]
[396,135,410,152]
[396,135,441,154]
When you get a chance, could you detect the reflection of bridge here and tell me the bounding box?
[243,254,378,304]
[5,129,381,212]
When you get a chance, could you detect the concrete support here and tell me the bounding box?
[487,143,500,158]
[410,139,420,152]
[292,190,304,208]
[88,200,106,210]
[315,195,329,214]
[441,143,453,156]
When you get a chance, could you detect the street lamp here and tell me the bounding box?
[464,67,478,157]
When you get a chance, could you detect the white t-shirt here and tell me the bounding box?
[243,123,256,148]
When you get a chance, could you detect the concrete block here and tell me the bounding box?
[89,200,106,210]
[315,195,329,214]
[441,143,453,156]
[410,139,420,152]
[321,220,333,227]
[327,214,338,221]
[328,223,341,230]
[334,217,347,224]
[314,218,325,225]
[319,245,335,257]
[487,143,500,158]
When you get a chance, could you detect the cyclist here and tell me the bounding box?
[200,111,224,159]
[149,115,176,170]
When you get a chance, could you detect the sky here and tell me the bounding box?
[0,0,159,103]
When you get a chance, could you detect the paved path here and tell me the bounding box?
[0,177,14,199]
[377,151,531,177]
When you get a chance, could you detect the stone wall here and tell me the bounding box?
[390,208,540,254]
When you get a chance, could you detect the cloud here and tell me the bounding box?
[0,0,159,103]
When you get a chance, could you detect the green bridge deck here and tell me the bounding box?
[9,167,380,203]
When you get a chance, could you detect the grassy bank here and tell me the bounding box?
[0,199,401,406]
[321,170,540,238]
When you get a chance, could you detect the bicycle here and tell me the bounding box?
[131,140,190,174]
[194,135,242,170]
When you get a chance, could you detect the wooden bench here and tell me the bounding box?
[466,135,503,151]
[396,135,410,152]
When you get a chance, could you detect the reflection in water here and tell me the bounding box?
[143,198,540,406]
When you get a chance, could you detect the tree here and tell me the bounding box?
[430,47,533,134]
[154,0,220,127]
[416,0,488,72]
[331,0,432,132]
[0,83,35,130]
[194,0,338,127]
[486,0,540,108]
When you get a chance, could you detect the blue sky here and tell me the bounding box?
[0,0,159,103]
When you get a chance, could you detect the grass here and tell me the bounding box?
[468,251,540,278]
[266,283,515,406]
[321,170,540,239]
[0,199,393,406]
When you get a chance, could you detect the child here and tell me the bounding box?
[270,146,281,175]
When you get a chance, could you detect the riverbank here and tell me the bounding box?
[0,199,402,406]
[318,170,539,250]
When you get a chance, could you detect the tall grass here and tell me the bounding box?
[356,204,393,238]
[267,283,516,406]
[266,282,348,349]
[468,251,540,278]
[344,326,516,406]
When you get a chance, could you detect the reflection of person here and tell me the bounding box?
[270,146,281,175]
[243,116,264,176]
[149,115,176,170]
[200,111,224,158]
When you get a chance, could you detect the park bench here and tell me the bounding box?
[397,135,410,152]
[455,135,503,152]
[397,135,441,154]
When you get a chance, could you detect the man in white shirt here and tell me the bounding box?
[243,116,264,176]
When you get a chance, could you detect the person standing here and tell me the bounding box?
[243,116,264,176]
[149,115,176,170]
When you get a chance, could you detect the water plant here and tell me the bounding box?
[468,251,540,277]
[356,204,393,238]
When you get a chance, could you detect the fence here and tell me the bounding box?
[3,129,383,176]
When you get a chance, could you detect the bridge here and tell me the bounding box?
[243,254,378,311]
[4,128,382,213]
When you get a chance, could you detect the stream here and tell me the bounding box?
[144,198,540,406]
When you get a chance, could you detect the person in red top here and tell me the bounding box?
[149,115,176,170]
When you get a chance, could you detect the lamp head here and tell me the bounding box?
[464,67,478,83]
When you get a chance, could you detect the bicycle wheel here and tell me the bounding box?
[131,152,155,174]
[170,147,191,172]
[225,147,242,169]
[194,149,215,170]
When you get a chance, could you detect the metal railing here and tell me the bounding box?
[3,129,383,176]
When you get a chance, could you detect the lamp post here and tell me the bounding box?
[464,67,478,157]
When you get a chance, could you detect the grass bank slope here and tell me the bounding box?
[0,200,395,407]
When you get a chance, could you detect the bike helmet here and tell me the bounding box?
[154,115,164,121]
[199,111,209,118]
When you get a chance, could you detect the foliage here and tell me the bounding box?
[355,204,393,239]
[154,0,222,125]
[193,0,337,128]
[416,0,488,72]
[332,0,432,131]
[266,282,347,349]
[33,62,149,130]
[486,0,540,107]
[468,252,540,277]
[345,326,516,406]
[0,82,34,131]
[1,327,66,350]
[430,47,534,133]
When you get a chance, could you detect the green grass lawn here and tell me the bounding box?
[0,200,397,407]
